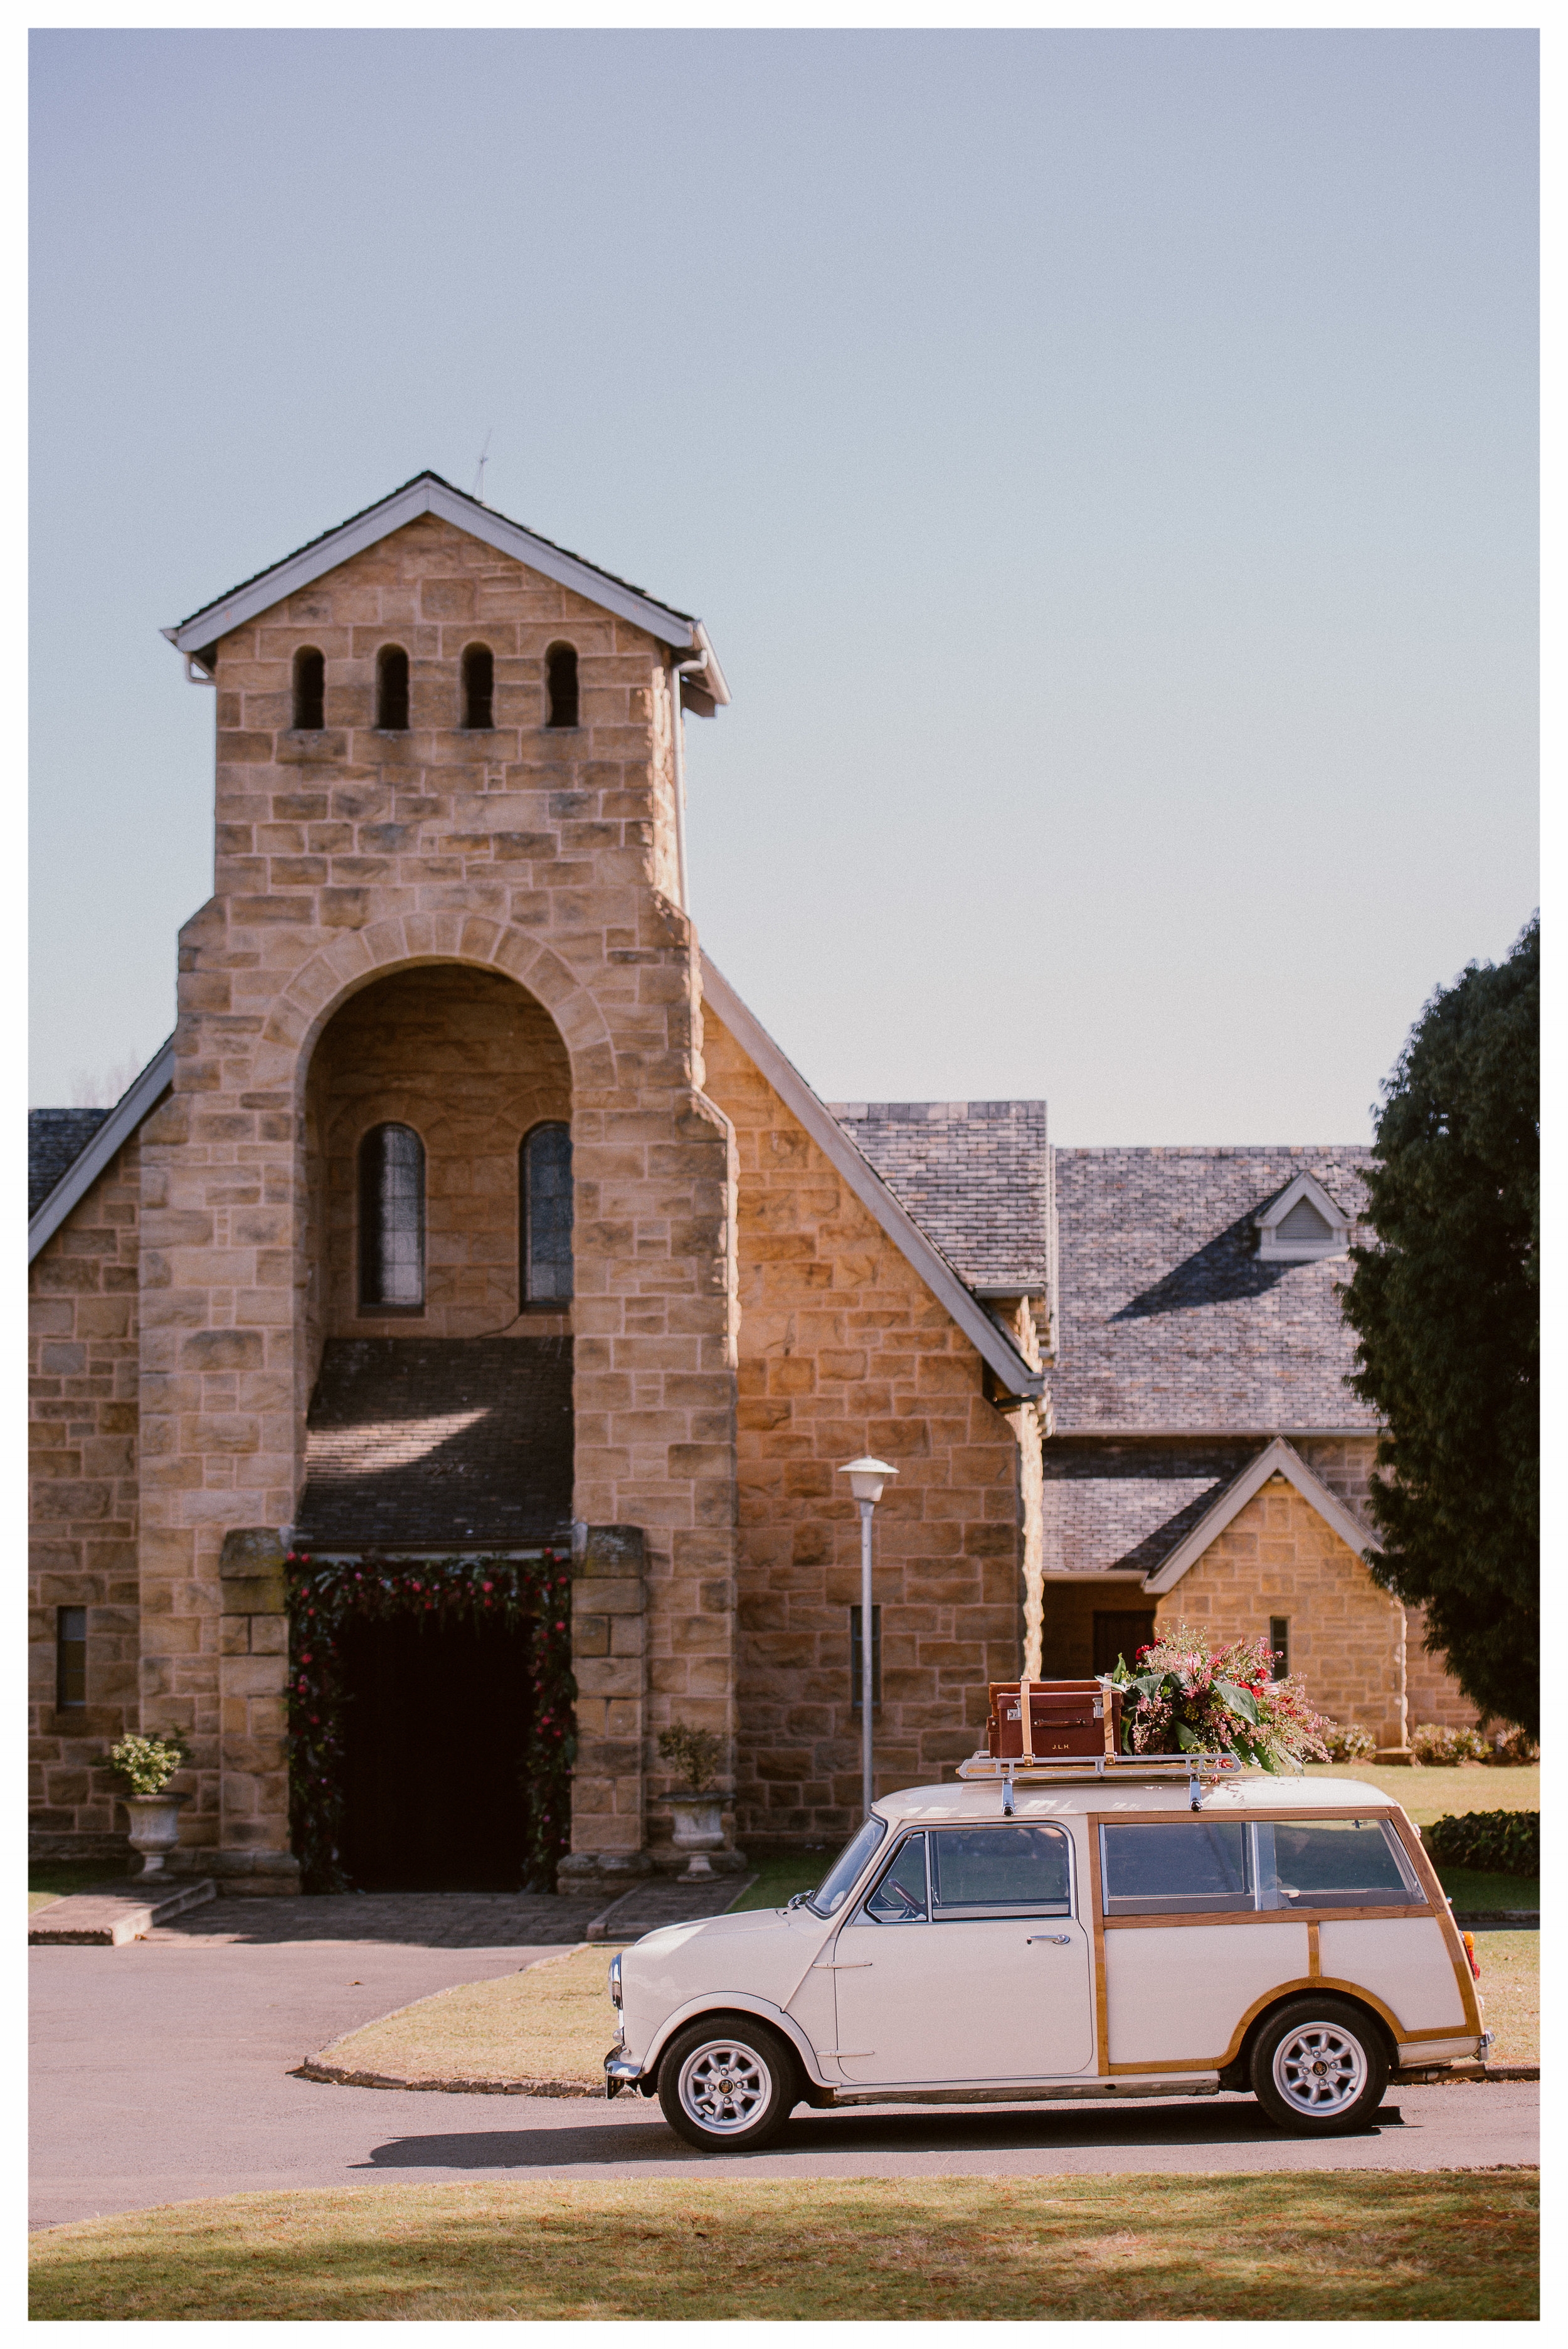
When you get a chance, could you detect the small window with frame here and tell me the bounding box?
[1100,1820,1254,1916]
[1258,1818,1421,1909]
[929,1825,1072,1919]
[56,1606,87,1710]
[864,1832,929,1923]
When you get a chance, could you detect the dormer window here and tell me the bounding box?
[1254,1174,1352,1263]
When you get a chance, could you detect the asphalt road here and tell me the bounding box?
[31,1934,1538,2230]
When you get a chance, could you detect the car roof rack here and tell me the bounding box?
[955,1747,1285,1813]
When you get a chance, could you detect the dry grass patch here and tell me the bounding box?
[308,1943,622,2089]
[29,2172,1537,2322]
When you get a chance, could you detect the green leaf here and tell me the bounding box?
[1174,1722,1199,1752]
[1216,1679,1259,1726]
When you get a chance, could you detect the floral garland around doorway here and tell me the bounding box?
[285,1551,576,1894]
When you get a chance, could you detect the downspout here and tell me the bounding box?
[669,649,709,914]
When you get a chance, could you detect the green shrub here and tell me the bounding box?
[1411,1722,1491,1766]
[1322,1721,1377,1762]
[1422,1809,1538,1877]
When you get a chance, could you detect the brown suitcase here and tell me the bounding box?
[987,1678,1122,1760]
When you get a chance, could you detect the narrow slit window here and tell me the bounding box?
[358,1123,425,1310]
[292,647,325,729]
[1269,1616,1290,1678]
[56,1606,87,1710]
[462,644,494,731]
[375,645,410,731]
[521,1123,573,1303]
[545,642,578,728]
[850,1603,882,1711]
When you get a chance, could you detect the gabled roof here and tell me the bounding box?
[163,471,731,704]
[1142,1436,1379,1593]
[1047,1147,1377,1435]
[829,1100,1052,1298]
[28,1040,176,1260]
[29,1109,111,1218]
[700,957,1043,1403]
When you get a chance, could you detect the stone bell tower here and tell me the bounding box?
[144,471,738,1888]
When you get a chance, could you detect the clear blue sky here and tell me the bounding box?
[29,28,1537,1140]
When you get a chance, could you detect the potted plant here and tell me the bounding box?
[1110,1625,1330,1771]
[107,1732,192,1878]
[657,1724,726,1867]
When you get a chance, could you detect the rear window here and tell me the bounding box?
[1263,1819,1418,1907]
[1100,1815,1424,1917]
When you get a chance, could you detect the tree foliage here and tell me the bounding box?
[1340,916,1538,1737]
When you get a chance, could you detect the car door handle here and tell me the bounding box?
[1027,1934,1072,1945]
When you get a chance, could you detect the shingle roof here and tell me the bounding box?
[1048,1147,1376,1432]
[28,1109,111,1218]
[294,1337,573,1551]
[829,1101,1051,1295]
[1042,1438,1258,1575]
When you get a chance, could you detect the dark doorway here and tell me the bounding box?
[1093,1610,1157,1678]
[337,1612,534,1890]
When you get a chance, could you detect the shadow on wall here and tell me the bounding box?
[1111,1218,1297,1322]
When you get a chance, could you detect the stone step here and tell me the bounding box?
[585,1872,757,1942]
[28,1877,217,1946]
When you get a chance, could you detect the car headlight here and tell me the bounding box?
[608,1951,622,2009]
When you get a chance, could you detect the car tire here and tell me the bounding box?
[1249,1996,1389,2136]
[656,2015,799,2153]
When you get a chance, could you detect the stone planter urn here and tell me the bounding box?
[124,1791,189,1880]
[667,1793,726,1877]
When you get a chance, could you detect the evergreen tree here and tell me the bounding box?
[1341,916,1538,1737]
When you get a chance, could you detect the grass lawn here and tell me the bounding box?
[1468,1932,1538,2065]
[28,1859,125,1915]
[1301,1761,1539,1829]
[309,1943,623,2088]
[730,1852,829,1912]
[29,2172,1537,2321]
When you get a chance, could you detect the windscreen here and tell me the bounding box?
[806,1816,887,1917]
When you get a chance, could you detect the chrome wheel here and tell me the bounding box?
[677,2037,775,2136]
[1271,2020,1368,2116]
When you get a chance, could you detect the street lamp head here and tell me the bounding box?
[838,1455,898,1508]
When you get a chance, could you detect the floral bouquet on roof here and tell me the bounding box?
[1109,1624,1331,1773]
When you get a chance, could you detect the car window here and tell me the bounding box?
[866,1832,929,1922]
[1260,1819,1421,1908]
[1101,1821,1253,1916]
[929,1825,1071,1917]
[806,1815,887,1917]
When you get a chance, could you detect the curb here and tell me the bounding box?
[28,1877,216,1946]
[293,2059,601,2097]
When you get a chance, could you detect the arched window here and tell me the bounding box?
[545,642,578,729]
[521,1123,573,1303]
[462,644,494,731]
[292,647,325,730]
[375,645,410,731]
[358,1123,425,1310]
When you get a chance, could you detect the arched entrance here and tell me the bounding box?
[292,963,575,1890]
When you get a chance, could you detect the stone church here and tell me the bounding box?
[28,473,1478,1893]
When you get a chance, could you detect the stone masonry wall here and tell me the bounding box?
[29,1140,147,1855]
[139,510,737,1876]
[1153,1471,1407,1746]
[701,1011,1029,1848]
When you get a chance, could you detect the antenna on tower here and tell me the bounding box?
[470,430,493,503]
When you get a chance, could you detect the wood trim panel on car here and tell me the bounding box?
[1385,1811,1485,2038]
[1100,1902,1431,1929]
[1307,1921,1321,1980]
[1102,1975,1458,2077]
[1084,1816,1110,2077]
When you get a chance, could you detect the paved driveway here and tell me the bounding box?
[31,1918,1539,2230]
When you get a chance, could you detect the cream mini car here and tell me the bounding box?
[605,1771,1486,2151]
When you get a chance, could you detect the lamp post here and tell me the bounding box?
[838,1456,898,1823]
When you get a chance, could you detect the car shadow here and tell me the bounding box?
[357,2097,1404,2170]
